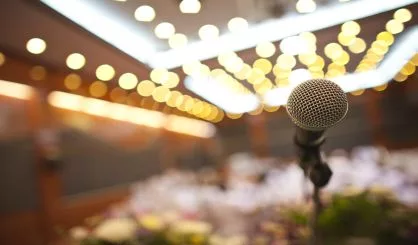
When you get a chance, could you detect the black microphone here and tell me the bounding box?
[286,79,348,187]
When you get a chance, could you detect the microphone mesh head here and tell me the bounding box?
[286,79,348,131]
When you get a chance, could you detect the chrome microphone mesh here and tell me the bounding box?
[286,79,348,131]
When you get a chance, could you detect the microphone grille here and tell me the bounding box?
[286,79,348,131]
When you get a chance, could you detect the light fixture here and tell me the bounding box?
[198,25,219,41]
[255,41,276,58]
[154,22,175,39]
[168,33,188,49]
[119,73,138,90]
[64,73,82,91]
[179,0,201,14]
[228,17,249,34]
[134,5,155,22]
[89,81,108,97]
[0,80,33,100]
[296,0,317,14]
[137,80,156,97]
[26,38,46,54]
[66,53,86,70]
[96,64,115,81]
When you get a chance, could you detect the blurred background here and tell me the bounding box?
[0,0,417,244]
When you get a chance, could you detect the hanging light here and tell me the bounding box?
[179,0,201,14]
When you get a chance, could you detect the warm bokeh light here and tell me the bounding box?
[26,38,46,54]
[277,54,296,70]
[226,112,242,119]
[168,33,188,49]
[137,80,156,97]
[110,87,127,103]
[324,43,343,60]
[411,53,418,66]
[179,0,201,14]
[64,73,82,91]
[253,78,273,95]
[386,19,404,34]
[351,89,365,96]
[299,32,317,44]
[154,22,175,39]
[119,73,138,90]
[29,66,47,81]
[234,64,252,80]
[373,83,388,92]
[167,90,183,107]
[338,32,356,46]
[296,0,316,14]
[349,37,366,54]
[341,21,361,36]
[89,81,108,98]
[394,73,408,82]
[182,61,202,75]
[0,80,33,100]
[255,42,276,58]
[371,40,389,55]
[253,58,272,75]
[247,68,265,85]
[96,64,115,81]
[66,53,86,70]
[264,106,280,113]
[228,17,248,33]
[150,68,169,84]
[198,25,219,41]
[134,5,155,22]
[289,68,312,86]
[400,61,416,76]
[298,53,317,66]
[165,115,215,138]
[334,51,350,66]
[162,72,180,88]
[152,86,170,103]
[376,31,395,46]
[308,55,325,71]
[0,52,5,66]
[394,8,412,23]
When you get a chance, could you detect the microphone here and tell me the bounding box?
[286,79,348,187]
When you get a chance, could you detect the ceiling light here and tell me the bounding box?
[341,21,361,36]
[134,5,155,22]
[349,37,366,53]
[137,80,156,97]
[296,0,317,14]
[26,38,46,54]
[255,41,276,58]
[89,81,108,97]
[168,33,188,49]
[96,64,115,81]
[0,52,5,66]
[179,0,201,14]
[394,8,412,23]
[198,25,219,41]
[228,17,249,33]
[154,22,175,39]
[66,53,86,70]
[119,73,138,90]
[64,73,82,91]
[386,19,404,34]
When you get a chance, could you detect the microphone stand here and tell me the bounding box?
[294,127,332,245]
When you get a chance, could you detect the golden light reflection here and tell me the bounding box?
[162,72,180,88]
[386,19,404,34]
[338,33,355,46]
[89,81,107,98]
[137,80,155,97]
[226,112,242,119]
[394,8,412,23]
[400,61,416,76]
[350,89,365,96]
[394,73,408,82]
[0,52,5,66]
[247,68,265,85]
[253,58,272,74]
[152,86,171,103]
[277,54,296,70]
[119,73,138,90]
[168,33,188,49]
[256,41,276,58]
[29,66,47,81]
[349,38,366,54]
[341,21,361,36]
[110,87,127,103]
[64,73,82,91]
[66,53,86,70]
[264,106,280,113]
[376,32,394,46]
[234,64,252,80]
[373,83,388,92]
[150,68,169,84]
[96,64,115,81]
[26,38,46,54]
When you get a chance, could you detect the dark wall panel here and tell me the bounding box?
[61,128,162,196]
[0,137,38,213]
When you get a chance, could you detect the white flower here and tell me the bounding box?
[93,218,137,243]
[69,226,89,241]
[170,220,212,234]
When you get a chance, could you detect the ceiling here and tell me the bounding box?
[0,0,417,123]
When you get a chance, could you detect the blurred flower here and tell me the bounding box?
[170,220,212,234]
[93,218,137,243]
[68,226,89,241]
[139,214,165,231]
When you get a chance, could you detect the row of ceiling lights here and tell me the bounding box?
[24,36,225,123]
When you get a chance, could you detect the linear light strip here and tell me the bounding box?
[150,0,416,68]
[47,91,216,138]
[264,27,418,107]
[184,76,260,114]
[0,80,33,100]
[40,0,156,63]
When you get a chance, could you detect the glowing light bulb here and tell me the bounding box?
[26,38,46,54]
